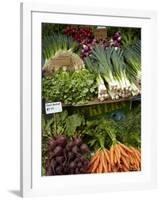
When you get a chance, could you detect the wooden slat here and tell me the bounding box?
[63,95,141,107]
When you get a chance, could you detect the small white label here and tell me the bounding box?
[96,26,106,29]
[45,102,62,114]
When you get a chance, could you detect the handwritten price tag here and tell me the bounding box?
[45,102,62,114]
[94,26,107,40]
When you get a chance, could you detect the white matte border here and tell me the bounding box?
[21,2,157,197]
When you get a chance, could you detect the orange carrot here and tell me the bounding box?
[91,153,100,173]
[104,149,110,163]
[133,148,141,162]
[98,154,103,173]
[122,165,129,172]
[121,156,129,170]
[112,166,118,172]
[110,145,114,166]
[87,165,94,173]
[115,144,121,160]
[135,149,141,159]
[96,167,100,173]
[119,143,133,153]
[88,152,100,167]
[113,149,117,164]
[118,145,129,158]
[101,151,108,173]
[104,151,111,172]
[113,146,119,164]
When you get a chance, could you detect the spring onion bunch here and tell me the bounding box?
[85,43,141,100]
[123,40,141,95]
[85,55,109,101]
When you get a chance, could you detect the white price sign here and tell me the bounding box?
[45,102,62,114]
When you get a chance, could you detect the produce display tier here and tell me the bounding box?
[62,95,141,108]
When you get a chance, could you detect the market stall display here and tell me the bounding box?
[41,24,141,176]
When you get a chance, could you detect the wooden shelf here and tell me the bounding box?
[62,95,141,108]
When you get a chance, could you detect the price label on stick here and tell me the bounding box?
[45,102,62,114]
[94,26,107,40]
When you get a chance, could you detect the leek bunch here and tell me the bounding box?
[123,40,141,95]
[85,53,109,101]
[85,43,141,101]
[42,33,80,61]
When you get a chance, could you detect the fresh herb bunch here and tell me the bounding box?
[42,69,98,105]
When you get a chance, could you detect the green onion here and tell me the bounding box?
[85,42,141,100]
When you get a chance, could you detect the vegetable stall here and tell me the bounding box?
[41,24,141,176]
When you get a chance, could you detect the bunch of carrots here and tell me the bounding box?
[88,142,141,173]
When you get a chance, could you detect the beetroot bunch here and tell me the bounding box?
[46,135,90,175]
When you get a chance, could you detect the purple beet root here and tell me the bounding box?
[77,162,82,168]
[69,161,76,169]
[73,137,82,146]
[55,166,63,175]
[66,142,73,151]
[80,167,85,173]
[68,152,75,161]
[80,144,89,153]
[48,152,55,160]
[55,135,67,147]
[48,139,57,151]
[55,156,65,164]
[46,136,90,175]
[53,146,63,157]
[75,167,80,174]
[46,166,53,176]
[72,145,79,154]
[83,160,89,168]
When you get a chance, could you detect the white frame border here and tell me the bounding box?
[20,2,157,197]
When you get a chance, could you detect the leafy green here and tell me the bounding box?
[115,104,141,148]
[65,114,85,136]
[42,69,98,105]
[42,110,85,138]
